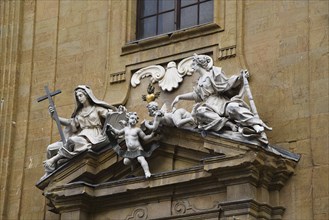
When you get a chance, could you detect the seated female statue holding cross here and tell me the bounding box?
[43,85,117,176]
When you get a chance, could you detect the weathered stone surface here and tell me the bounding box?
[0,0,327,219]
[33,126,298,219]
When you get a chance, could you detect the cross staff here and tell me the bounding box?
[37,85,66,145]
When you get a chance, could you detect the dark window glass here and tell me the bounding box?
[181,0,198,7]
[199,1,213,24]
[137,0,213,39]
[180,5,198,29]
[158,12,175,34]
[140,17,157,38]
[158,0,175,12]
[142,0,157,16]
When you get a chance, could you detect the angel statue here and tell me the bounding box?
[107,112,157,178]
[171,54,271,144]
[139,83,195,131]
[144,101,195,131]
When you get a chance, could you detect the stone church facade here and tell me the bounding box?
[0,0,328,219]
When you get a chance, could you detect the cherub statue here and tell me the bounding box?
[171,54,271,144]
[107,112,154,178]
[140,82,195,131]
[144,101,195,131]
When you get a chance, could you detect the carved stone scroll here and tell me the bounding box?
[126,207,148,220]
[131,57,196,92]
[131,65,165,87]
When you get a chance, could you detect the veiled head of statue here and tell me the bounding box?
[75,85,91,99]
[75,87,92,105]
[75,88,88,98]
[71,85,117,117]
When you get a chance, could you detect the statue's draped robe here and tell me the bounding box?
[45,85,116,173]
[58,106,110,159]
[192,67,263,132]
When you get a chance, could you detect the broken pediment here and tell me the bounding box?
[36,127,299,219]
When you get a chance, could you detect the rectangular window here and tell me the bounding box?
[137,0,213,39]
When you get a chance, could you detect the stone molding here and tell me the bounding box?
[122,24,223,56]
[110,71,126,84]
[37,128,299,219]
[219,46,237,60]
[220,199,285,219]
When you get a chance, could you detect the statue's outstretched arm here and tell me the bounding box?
[171,92,195,108]
[138,128,154,142]
[49,106,71,126]
[144,118,160,131]
[107,124,124,136]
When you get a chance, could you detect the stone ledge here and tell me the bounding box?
[220,199,285,220]
[121,23,223,55]
[37,127,299,219]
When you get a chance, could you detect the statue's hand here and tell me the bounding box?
[48,105,55,118]
[142,120,153,130]
[118,105,127,112]
[107,124,114,131]
[155,110,164,117]
[240,69,249,79]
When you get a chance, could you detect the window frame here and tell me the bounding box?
[136,0,214,40]
[122,0,224,55]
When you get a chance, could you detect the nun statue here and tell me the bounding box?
[43,85,117,175]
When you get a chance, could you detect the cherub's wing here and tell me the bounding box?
[131,65,165,87]
[160,103,168,113]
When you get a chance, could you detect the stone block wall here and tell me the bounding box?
[243,1,328,219]
[0,0,328,219]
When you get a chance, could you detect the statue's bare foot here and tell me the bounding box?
[259,132,268,145]
[253,125,264,133]
[43,159,55,170]
[145,171,151,179]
